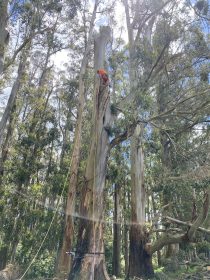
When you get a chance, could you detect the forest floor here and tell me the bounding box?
[153,262,210,280]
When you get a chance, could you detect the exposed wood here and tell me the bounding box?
[68,26,111,280]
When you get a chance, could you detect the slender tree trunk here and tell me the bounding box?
[128,125,154,279]
[0,0,9,75]
[112,184,121,277]
[68,26,111,280]
[151,193,162,266]
[123,185,129,275]
[0,53,27,145]
[56,2,99,278]
[123,224,129,275]
[0,102,16,186]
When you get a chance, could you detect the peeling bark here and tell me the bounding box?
[56,2,99,277]
[128,125,154,279]
[68,26,111,280]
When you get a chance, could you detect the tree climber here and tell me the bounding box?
[97,69,109,86]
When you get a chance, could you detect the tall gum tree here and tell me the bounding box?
[128,124,154,278]
[68,26,111,280]
[122,0,159,278]
[56,1,100,277]
[121,1,210,278]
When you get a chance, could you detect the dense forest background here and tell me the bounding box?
[0,0,209,279]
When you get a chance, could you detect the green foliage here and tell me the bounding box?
[0,0,209,279]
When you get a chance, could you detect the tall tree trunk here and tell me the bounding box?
[56,2,99,278]
[123,186,129,275]
[151,193,162,266]
[0,247,8,270]
[0,102,16,186]
[0,52,27,145]
[68,26,111,280]
[157,81,178,258]
[128,124,154,279]
[123,2,154,276]
[0,0,9,75]
[112,184,121,277]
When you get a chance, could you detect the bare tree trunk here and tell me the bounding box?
[68,26,111,280]
[128,124,154,279]
[56,2,99,278]
[112,184,121,277]
[123,224,129,275]
[0,0,9,75]
[0,53,27,145]
[123,186,129,275]
[0,247,7,271]
[0,102,16,186]
[151,193,162,266]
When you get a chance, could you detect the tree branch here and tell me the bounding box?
[164,216,210,235]
[151,188,210,254]
[3,27,52,71]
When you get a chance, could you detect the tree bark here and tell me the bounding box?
[128,124,154,279]
[0,0,9,75]
[56,2,99,278]
[0,52,27,145]
[0,102,16,186]
[0,264,20,280]
[123,186,129,275]
[68,26,111,280]
[112,184,121,277]
[0,247,7,271]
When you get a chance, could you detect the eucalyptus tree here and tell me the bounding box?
[68,26,112,280]
[0,0,9,75]
[121,0,210,278]
[0,0,64,145]
[0,0,71,271]
[57,1,101,277]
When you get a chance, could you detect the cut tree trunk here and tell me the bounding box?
[68,26,111,280]
[56,2,99,278]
